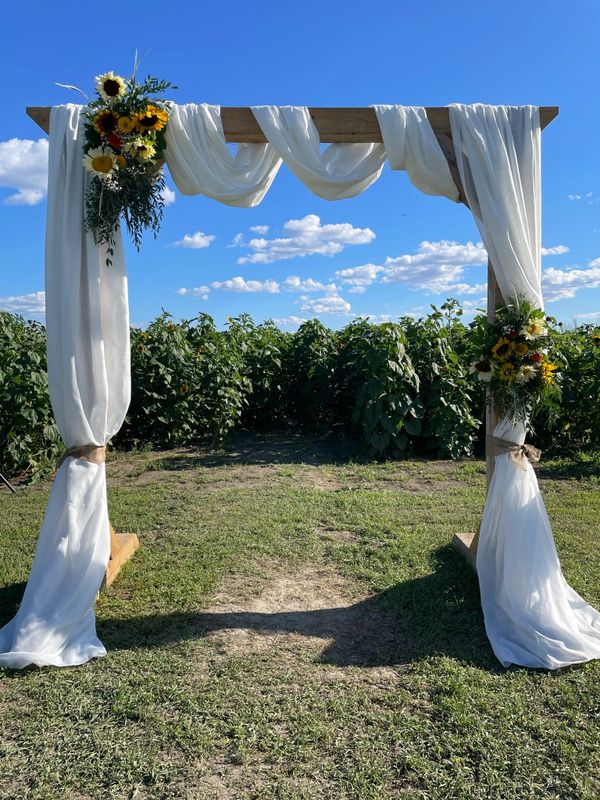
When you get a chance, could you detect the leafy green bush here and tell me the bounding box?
[402,301,480,458]
[335,319,422,457]
[1,307,599,477]
[0,312,61,477]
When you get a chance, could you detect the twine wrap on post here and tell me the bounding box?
[58,445,106,468]
[493,437,541,470]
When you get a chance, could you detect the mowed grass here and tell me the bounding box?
[1,436,599,800]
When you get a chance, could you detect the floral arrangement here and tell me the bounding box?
[79,69,174,263]
[469,298,561,422]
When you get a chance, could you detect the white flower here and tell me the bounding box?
[82,147,117,180]
[516,365,537,383]
[95,71,126,102]
[470,356,494,382]
[520,319,547,340]
[124,137,156,162]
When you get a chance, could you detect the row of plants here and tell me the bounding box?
[1,302,599,478]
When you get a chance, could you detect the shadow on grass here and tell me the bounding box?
[98,546,498,670]
[0,582,26,628]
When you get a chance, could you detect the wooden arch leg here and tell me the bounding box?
[453,260,503,569]
[103,523,140,588]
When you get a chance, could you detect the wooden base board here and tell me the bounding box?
[452,532,477,570]
[102,533,140,589]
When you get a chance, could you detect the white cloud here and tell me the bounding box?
[335,263,384,292]
[568,194,582,201]
[250,225,269,234]
[211,276,280,293]
[381,240,487,294]
[573,311,600,323]
[0,290,46,316]
[227,233,245,247]
[542,264,600,301]
[272,315,308,329]
[298,293,352,315]
[173,231,215,249]
[0,138,48,206]
[237,214,375,265]
[541,245,569,256]
[282,275,338,293]
[176,285,210,300]
[160,186,176,206]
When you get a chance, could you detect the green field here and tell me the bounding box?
[1,437,599,799]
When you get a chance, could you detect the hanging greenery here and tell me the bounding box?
[79,69,175,264]
[469,297,562,423]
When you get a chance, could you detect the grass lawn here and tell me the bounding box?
[1,435,599,800]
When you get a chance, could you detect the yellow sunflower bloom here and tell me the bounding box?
[136,104,169,132]
[540,361,558,384]
[117,116,137,134]
[515,342,529,357]
[498,362,516,382]
[491,338,515,361]
[92,109,119,135]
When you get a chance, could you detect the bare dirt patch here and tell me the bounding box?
[196,562,400,677]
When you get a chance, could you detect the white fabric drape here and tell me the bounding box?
[450,104,600,668]
[0,105,131,668]
[477,417,600,669]
[449,104,542,306]
[252,106,386,200]
[373,105,459,201]
[165,104,282,207]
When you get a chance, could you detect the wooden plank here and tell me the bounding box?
[102,532,140,589]
[26,105,560,141]
[452,533,477,570]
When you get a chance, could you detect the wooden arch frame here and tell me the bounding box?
[27,104,560,578]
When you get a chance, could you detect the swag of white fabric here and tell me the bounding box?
[1,102,599,671]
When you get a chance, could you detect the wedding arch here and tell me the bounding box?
[2,99,600,672]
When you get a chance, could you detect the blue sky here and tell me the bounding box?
[1,0,600,329]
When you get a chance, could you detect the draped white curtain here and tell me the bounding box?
[449,103,600,668]
[0,105,131,668]
[2,102,598,671]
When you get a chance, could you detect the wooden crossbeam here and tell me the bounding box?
[26,105,559,142]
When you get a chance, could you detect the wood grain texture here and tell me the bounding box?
[26,105,559,140]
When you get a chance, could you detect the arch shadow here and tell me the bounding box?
[98,545,498,671]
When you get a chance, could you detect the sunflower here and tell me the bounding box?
[520,319,547,340]
[124,137,157,162]
[180,384,189,395]
[514,342,529,357]
[491,338,515,361]
[540,361,558,384]
[95,71,126,102]
[516,364,536,383]
[117,116,137,134]
[498,362,516,382]
[92,109,119,135]
[136,104,169,131]
[82,147,117,179]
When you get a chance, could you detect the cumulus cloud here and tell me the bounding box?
[335,263,384,293]
[0,290,46,316]
[542,264,600,301]
[0,138,49,206]
[381,240,487,294]
[298,293,352,315]
[176,286,210,300]
[173,231,215,249]
[282,276,338,293]
[250,225,269,234]
[272,315,308,329]
[160,186,176,206]
[211,276,280,293]
[237,214,375,265]
[541,245,569,256]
